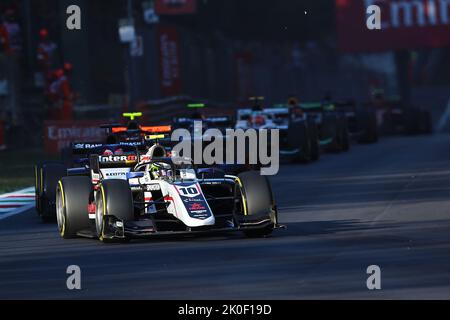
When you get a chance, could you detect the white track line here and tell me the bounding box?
[0,187,34,199]
[0,187,35,220]
[0,203,35,220]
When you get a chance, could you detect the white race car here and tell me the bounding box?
[55,145,281,242]
[235,106,320,162]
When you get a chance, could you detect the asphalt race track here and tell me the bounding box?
[1,134,450,299]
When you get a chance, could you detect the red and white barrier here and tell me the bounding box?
[0,187,35,220]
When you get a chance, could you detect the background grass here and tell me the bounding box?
[0,149,59,193]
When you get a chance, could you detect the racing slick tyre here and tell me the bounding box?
[56,176,91,238]
[288,121,311,163]
[338,117,350,152]
[419,110,433,134]
[39,163,67,222]
[357,110,378,144]
[94,179,134,242]
[235,171,277,238]
[404,108,421,135]
[307,120,320,162]
[324,115,342,153]
[34,163,43,215]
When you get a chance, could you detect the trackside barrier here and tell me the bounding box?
[0,121,5,150]
[43,120,107,155]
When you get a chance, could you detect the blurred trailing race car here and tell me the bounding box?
[35,113,172,222]
[235,97,320,163]
[103,112,172,144]
[59,112,172,166]
[55,144,281,241]
[369,96,432,136]
[299,101,350,153]
[35,161,67,222]
[172,103,234,134]
[333,100,378,144]
[173,115,235,134]
[172,103,258,173]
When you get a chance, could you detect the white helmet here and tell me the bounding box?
[149,162,172,180]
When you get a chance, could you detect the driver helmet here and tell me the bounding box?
[114,148,124,155]
[251,114,266,127]
[149,162,172,180]
[39,28,49,40]
[102,149,114,156]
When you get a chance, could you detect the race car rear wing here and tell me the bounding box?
[300,102,323,110]
[99,123,172,135]
[173,116,234,127]
[262,108,290,115]
[206,116,233,123]
[71,141,145,155]
[300,102,337,112]
[236,107,290,118]
[100,123,124,135]
[333,100,357,112]
[111,125,172,134]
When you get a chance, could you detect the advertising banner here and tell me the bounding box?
[336,0,450,52]
[157,25,182,97]
[43,121,106,154]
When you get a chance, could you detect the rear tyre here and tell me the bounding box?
[34,163,43,215]
[40,163,67,222]
[288,121,311,163]
[95,179,134,242]
[419,110,432,134]
[339,118,350,152]
[308,120,320,161]
[404,108,421,135]
[56,176,91,239]
[235,171,277,238]
[357,110,378,143]
[324,115,342,153]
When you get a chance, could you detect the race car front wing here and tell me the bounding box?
[88,209,285,240]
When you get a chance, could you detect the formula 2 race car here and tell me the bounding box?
[172,103,263,173]
[334,100,378,144]
[371,97,432,136]
[300,102,350,153]
[55,144,280,241]
[35,114,172,222]
[172,104,235,135]
[235,103,320,163]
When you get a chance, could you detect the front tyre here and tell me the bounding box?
[95,179,134,242]
[56,176,91,239]
[235,171,277,238]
